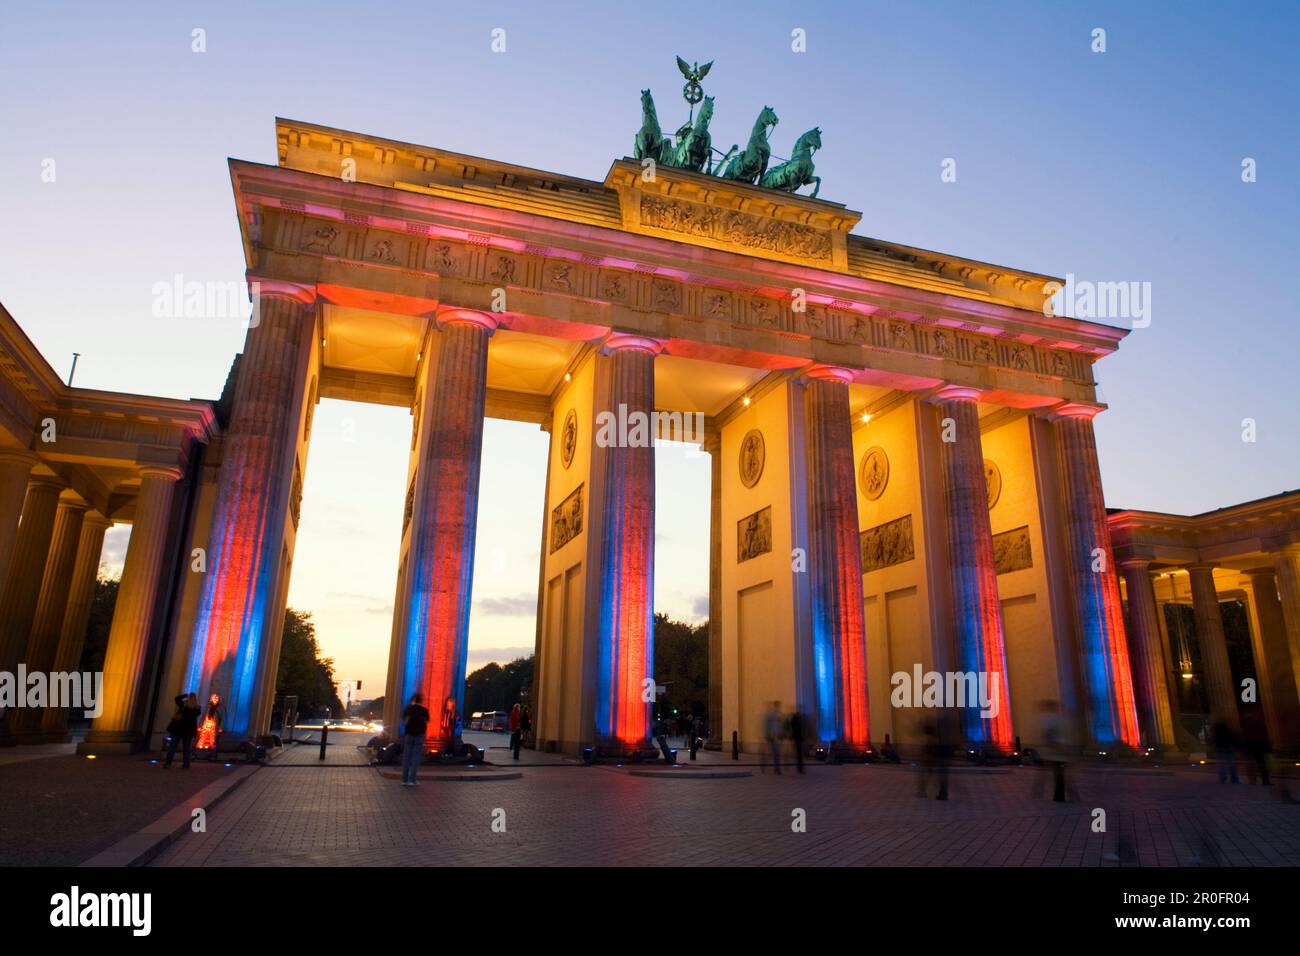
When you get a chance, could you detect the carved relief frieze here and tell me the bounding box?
[737,506,772,563]
[860,514,915,573]
[550,483,584,553]
[992,525,1032,574]
[640,195,832,262]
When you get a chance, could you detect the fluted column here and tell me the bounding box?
[1118,558,1177,748]
[42,513,111,740]
[398,308,496,751]
[1241,567,1300,750]
[1187,564,1239,733]
[83,468,181,748]
[0,476,65,678]
[9,498,88,739]
[1053,405,1140,748]
[0,450,39,589]
[593,334,659,754]
[804,366,870,750]
[933,386,1012,749]
[1270,546,1300,705]
[182,286,316,740]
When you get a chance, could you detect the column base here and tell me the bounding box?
[826,741,876,763]
[595,737,662,762]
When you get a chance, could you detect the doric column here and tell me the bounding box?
[182,285,316,740]
[1270,545,1300,704]
[0,450,39,589]
[1118,558,1177,748]
[705,431,723,748]
[933,386,1012,749]
[804,366,870,751]
[1053,405,1140,748]
[398,308,496,751]
[42,513,112,740]
[9,498,89,739]
[592,334,659,754]
[1241,566,1300,750]
[1187,564,1239,733]
[0,476,65,677]
[84,468,182,749]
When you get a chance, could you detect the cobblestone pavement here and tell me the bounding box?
[151,739,1300,867]
[0,750,237,865]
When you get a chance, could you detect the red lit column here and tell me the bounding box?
[804,365,870,751]
[1118,558,1177,748]
[84,467,182,750]
[1054,404,1140,748]
[594,334,659,754]
[399,307,496,752]
[183,284,316,740]
[1187,564,1240,734]
[933,386,1013,750]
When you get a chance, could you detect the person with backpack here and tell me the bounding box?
[401,693,431,786]
[163,693,201,769]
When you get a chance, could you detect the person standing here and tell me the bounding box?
[401,693,430,787]
[163,693,201,769]
[509,703,522,761]
[789,708,805,773]
[763,701,783,775]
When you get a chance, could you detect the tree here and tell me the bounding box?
[463,656,534,714]
[653,613,709,722]
[275,608,343,717]
[77,577,119,674]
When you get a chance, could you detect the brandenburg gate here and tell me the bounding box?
[15,113,1296,761]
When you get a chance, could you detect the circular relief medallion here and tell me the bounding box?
[859,446,889,501]
[560,409,578,470]
[984,459,1002,510]
[739,429,765,488]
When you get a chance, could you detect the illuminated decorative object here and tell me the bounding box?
[549,484,584,553]
[737,506,772,562]
[560,408,578,469]
[738,429,765,488]
[992,526,1032,575]
[858,446,889,501]
[859,514,914,572]
[984,459,1002,510]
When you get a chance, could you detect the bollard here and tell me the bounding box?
[732,730,739,760]
[318,722,329,761]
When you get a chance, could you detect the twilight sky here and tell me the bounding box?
[2,2,1296,695]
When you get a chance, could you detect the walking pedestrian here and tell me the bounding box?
[509,703,522,760]
[163,692,201,769]
[763,701,783,775]
[789,708,805,773]
[401,693,430,786]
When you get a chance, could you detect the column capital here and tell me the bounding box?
[82,512,114,532]
[0,448,39,468]
[1117,556,1155,573]
[55,496,91,515]
[1186,562,1218,576]
[247,277,317,304]
[929,384,983,404]
[137,464,184,483]
[435,306,500,332]
[601,332,664,355]
[1268,542,1300,559]
[803,364,855,385]
[1048,401,1105,421]
[27,474,67,493]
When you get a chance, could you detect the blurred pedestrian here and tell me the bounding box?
[789,708,805,773]
[163,692,201,769]
[763,701,783,775]
[1211,720,1239,784]
[509,703,522,760]
[401,693,430,787]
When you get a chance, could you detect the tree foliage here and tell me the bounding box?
[463,656,534,714]
[275,608,344,717]
[652,612,709,721]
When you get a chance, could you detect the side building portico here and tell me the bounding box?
[0,302,216,749]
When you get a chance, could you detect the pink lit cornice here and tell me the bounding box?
[315,283,439,317]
